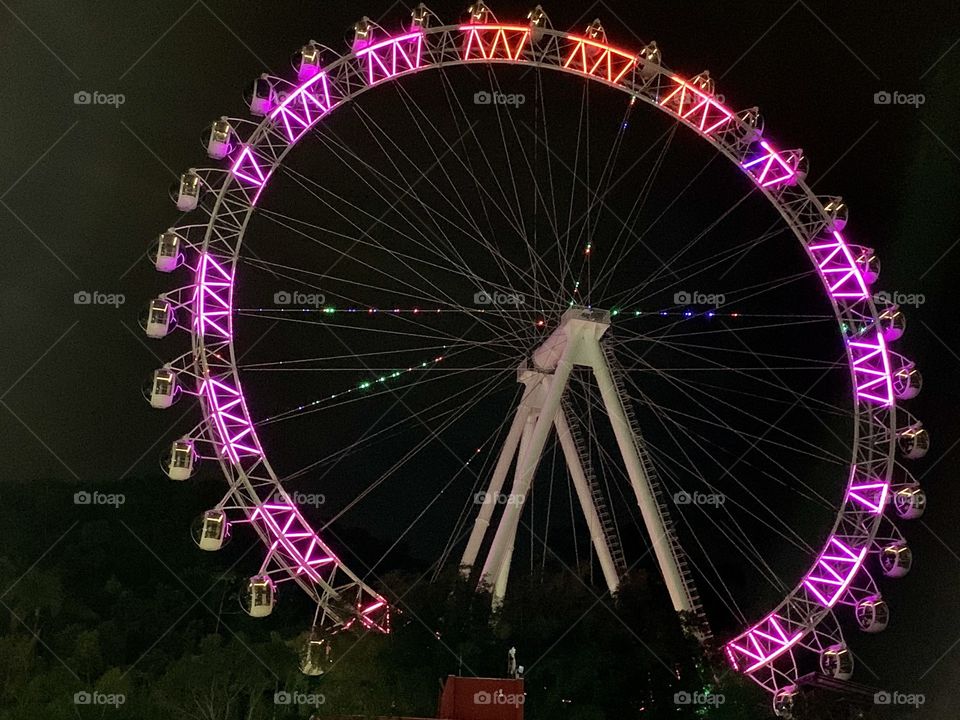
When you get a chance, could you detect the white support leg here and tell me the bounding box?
[480,339,578,592]
[460,400,532,575]
[586,341,692,614]
[554,410,621,595]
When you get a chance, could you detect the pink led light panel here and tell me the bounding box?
[460,24,530,60]
[356,32,424,84]
[741,141,797,187]
[659,77,734,134]
[269,72,333,143]
[195,253,232,339]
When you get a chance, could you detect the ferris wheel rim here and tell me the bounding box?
[159,8,920,695]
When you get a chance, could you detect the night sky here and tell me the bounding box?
[1,0,959,715]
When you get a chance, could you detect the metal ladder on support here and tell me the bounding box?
[601,338,713,640]
[561,393,629,578]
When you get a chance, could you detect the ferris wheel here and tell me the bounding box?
[141,3,928,713]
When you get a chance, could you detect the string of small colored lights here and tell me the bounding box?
[255,347,451,425]
[233,306,831,322]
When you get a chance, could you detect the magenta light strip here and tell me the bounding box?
[808,231,869,300]
[847,482,890,514]
[195,253,232,339]
[231,146,267,187]
[726,613,805,673]
[803,538,867,607]
[202,378,260,463]
[741,141,796,187]
[269,72,332,143]
[249,502,336,582]
[850,331,894,405]
[659,76,734,134]
[355,32,424,84]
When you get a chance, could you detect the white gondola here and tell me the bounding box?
[880,542,912,578]
[148,369,178,409]
[207,118,232,159]
[244,575,276,617]
[300,632,333,676]
[772,686,797,718]
[297,43,323,81]
[820,644,854,680]
[584,19,604,40]
[144,298,174,339]
[878,304,906,341]
[788,152,808,185]
[898,423,929,460]
[155,231,181,272]
[166,439,196,481]
[893,362,922,399]
[411,4,431,28]
[855,596,889,633]
[689,71,714,96]
[823,197,848,231]
[854,246,880,284]
[249,75,275,116]
[639,40,662,67]
[195,509,230,550]
[467,2,490,23]
[353,17,373,47]
[893,486,926,519]
[176,171,201,211]
[527,5,547,27]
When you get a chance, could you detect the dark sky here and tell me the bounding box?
[1,0,959,713]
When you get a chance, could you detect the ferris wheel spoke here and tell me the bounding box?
[613,333,851,419]
[317,369,517,534]
[563,379,807,597]
[588,123,677,302]
[287,362,513,496]
[612,340,851,467]
[600,226,787,312]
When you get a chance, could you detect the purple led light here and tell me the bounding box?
[726,614,805,673]
[850,331,894,406]
[802,538,868,607]
[269,72,332,143]
[202,378,260,462]
[741,141,797,187]
[847,482,890,514]
[231,146,268,187]
[355,32,424,84]
[808,231,869,299]
[195,253,232,339]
